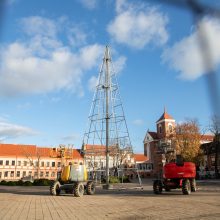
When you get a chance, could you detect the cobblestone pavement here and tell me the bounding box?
[0,180,219,220]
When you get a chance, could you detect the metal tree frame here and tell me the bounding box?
[82,46,141,187]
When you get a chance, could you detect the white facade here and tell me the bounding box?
[0,156,62,181]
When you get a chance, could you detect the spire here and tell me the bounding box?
[156,108,174,123]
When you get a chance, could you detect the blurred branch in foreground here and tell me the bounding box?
[146,0,220,123]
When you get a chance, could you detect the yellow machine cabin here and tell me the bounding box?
[50,163,95,197]
[61,164,88,182]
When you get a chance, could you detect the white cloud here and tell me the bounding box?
[0,121,37,141]
[88,75,99,92]
[0,16,104,97]
[162,17,220,80]
[67,26,87,47]
[133,119,144,126]
[107,0,169,49]
[20,16,57,37]
[78,0,99,10]
[112,56,127,74]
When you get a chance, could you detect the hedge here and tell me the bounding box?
[0,179,53,186]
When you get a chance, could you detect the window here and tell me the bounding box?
[46,162,50,167]
[0,172,2,178]
[16,171,20,177]
[139,164,142,170]
[169,125,173,132]
[45,172,49,177]
[52,162,55,167]
[35,161,39,167]
[17,161,21,166]
[6,160,9,166]
[57,162,61,167]
[4,171,8,177]
[51,172,56,177]
[159,125,162,134]
[11,160,15,166]
[41,161,44,167]
[34,172,38,177]
[40,172,44,177]
[10,171,14,177]
[0,160,3,165]
[28,171,32,176]
[23,171,26,177]
[23,161,27,166]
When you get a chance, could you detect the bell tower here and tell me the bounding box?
[156,108,175,139]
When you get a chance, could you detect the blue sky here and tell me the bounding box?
[0,0,220,153]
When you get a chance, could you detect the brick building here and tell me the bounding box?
[143,109,176,176]
[143,110,214,177]
[0,144,83,181]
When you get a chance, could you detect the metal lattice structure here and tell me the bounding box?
[82,46,141,187]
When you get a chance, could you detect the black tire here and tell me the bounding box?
[182,179,191,195]
[50,181,61,196]
[86,181,95,195]
[74,182,84,197]
[153,180,162,194]
[190,178,196,192]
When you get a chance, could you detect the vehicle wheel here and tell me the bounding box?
[182,179,191,195]
[153,180,162,194]
[74,182,84,197]
[190,178,196,192]
[86,181,95,195]
[50,181,61,196]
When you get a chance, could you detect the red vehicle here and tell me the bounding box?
[153,160,196,195]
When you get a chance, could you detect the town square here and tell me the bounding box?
[0,0,220,219]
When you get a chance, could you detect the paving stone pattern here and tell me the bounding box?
[0,180,219,220]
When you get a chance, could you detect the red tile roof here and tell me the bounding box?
[72,149,82,159]
[200,134,214,142]
[0,144,83,159]
[0,144,36,156]
[134,154,148,162]
[157,111,174,122]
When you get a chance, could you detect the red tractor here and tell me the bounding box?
[153,160,197,195]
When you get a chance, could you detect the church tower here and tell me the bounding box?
[156,108,175,139]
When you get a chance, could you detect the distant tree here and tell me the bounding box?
[209,115,220,135]
[22,147,42,179]
[209,115,220,178]
[174,119,202,163]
